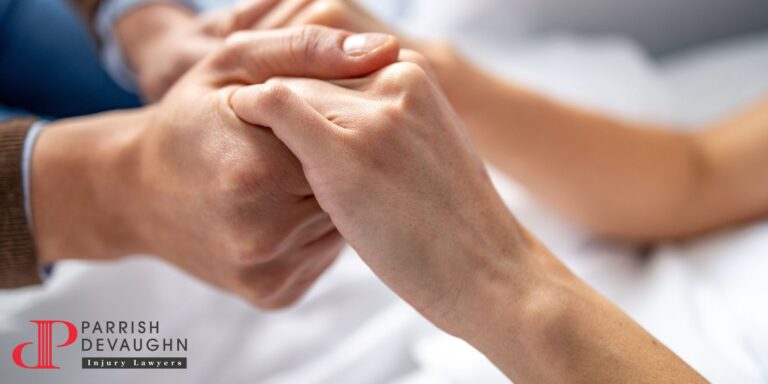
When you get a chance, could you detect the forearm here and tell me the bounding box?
[32,109,149,263]
[694,99,768,232]
[456,234,706,383]
[425,48,724,241]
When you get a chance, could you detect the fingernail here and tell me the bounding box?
[343,33,392,57]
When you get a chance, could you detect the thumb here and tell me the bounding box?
[207,26,399,84]
[230,83,340,169]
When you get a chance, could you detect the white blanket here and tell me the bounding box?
[2,25,768,384]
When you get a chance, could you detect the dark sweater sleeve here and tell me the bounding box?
[0,118,40,288]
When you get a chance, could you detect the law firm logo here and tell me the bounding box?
[12,320,78,369]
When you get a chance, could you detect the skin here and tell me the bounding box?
[229,53,707,383]
[31,26,400,308]
[116,0,768,242]
[115,0,412,101]
[429,56,768,242]
[115,0,282,101]
[59,0,755,380]
[266,0,768,243]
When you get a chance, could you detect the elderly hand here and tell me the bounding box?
[33,26,399,308]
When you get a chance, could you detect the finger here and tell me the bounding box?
[285,0,353,30]
[216,112,316,196]
[254,0,313,29]
[263,253,342,308]
[208,26,399,84]
[229,0,283,31]
[276,229,344,295]
[318,50,435,91]
[261,51,432,96]
[230,82,344,167]
[242,229,344,309]
[228,197,328,262]
[266,76,361,117]
[271,207,336,257]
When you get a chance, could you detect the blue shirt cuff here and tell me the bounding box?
[22,120,53,280]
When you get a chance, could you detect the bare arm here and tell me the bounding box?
[268,0,768,241]
[427,46,768,241]
[475,237,706,383]
[233,56,707,382]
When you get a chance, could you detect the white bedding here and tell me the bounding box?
[2,22,768,384]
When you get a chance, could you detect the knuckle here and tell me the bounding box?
[257,82,293,111]
[377,102,406,126]
[400,50,432,72]
[389,63,433,112]
[375,62,430,96]
[391,61,431,86]
[217,155,271,199]
[354,102,405,155]
[213,133,305,203]
[228,229,287,265]
[374,75,402,96]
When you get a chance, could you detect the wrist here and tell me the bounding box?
[445,224,581,344]
[466,251,601,381]
[116,3,195,74]
[32,109,152,263]
[448,226,702,381]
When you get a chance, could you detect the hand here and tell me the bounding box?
[254,0,463,110]
[229,52,534,326]
[229,52,708,383]
[254,0,428,51]
[116,0,422,101]
[255,0,391,34]
[32,26,400,308]
[116,0,281,101]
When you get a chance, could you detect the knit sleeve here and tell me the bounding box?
[0,118,40,288]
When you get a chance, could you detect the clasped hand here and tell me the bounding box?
[36,24,527,325]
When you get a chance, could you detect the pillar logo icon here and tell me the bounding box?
[12,320,78,369]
